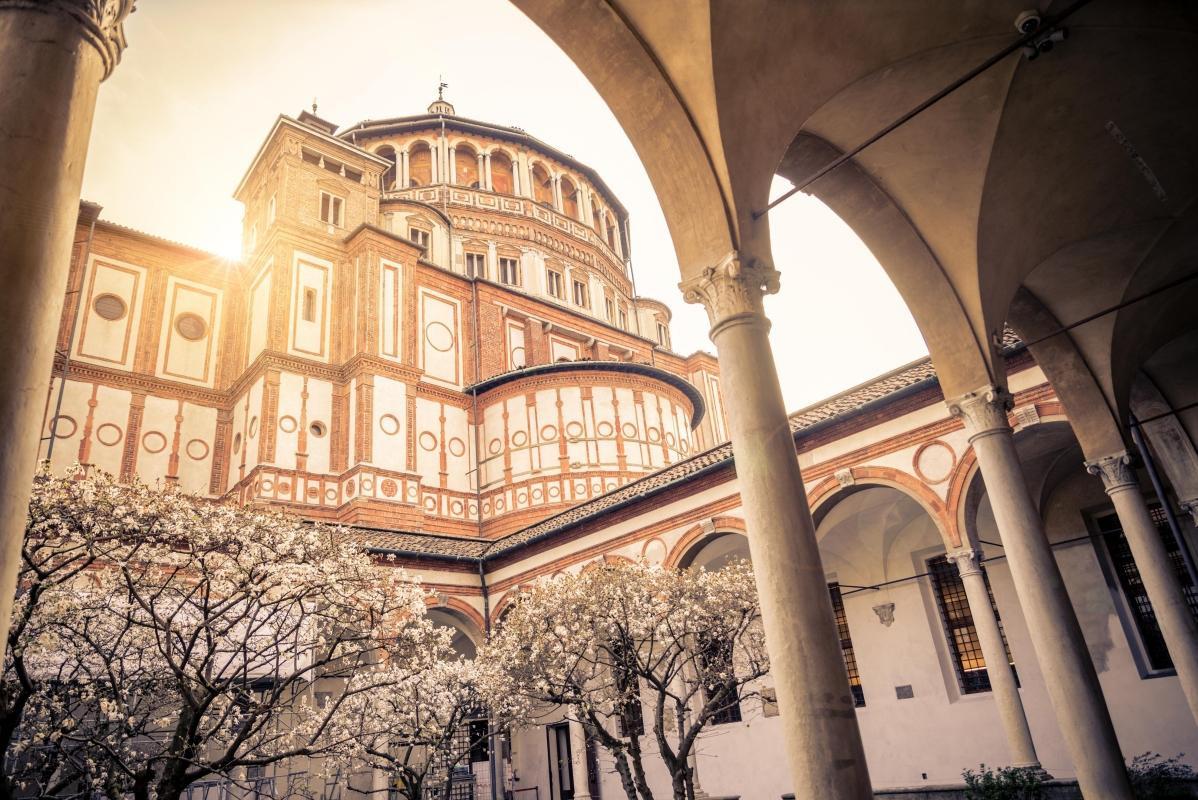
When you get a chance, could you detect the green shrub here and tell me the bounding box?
[1128,753,1196,799]
[962,764,1046,800]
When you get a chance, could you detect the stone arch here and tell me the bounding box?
[530,162,554,206]
[374,144,397,190]
[664,515,747,569]
[408,139,433,187]
[809,466,954,549]
[489,147,516,195]
[560,174,580,219]
[425,596,486,659]
[454,141,480,188]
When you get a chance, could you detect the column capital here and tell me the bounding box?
[1086,451,1138,494]
[678,252,780,335]
[947,385,1013,442]
[945,548,984,578]
[1,0,136,79]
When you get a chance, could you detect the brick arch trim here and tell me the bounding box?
[664,515,748,569]
[808,465,958,549]
[424,594,486,643]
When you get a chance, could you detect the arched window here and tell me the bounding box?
[408,142,432,187]
[531,163,554,206]
[606,212,619,251]
[561,176,580,219]
[375,145,397,190]
[590,194,601,228]
[491,151,514,195]
[455,143,479,188]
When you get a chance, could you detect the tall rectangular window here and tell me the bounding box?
[301,288,317,323]
[1095,506,1198,672]
[546,269,563,299]
[605,297,615,323]
[319,191,343,227]
[828,583,865,707]
[617,305,628,331]
[927,554,1014,694]
[572,279,589,309]
[499,257,520,287]
[465,252,485,279]
[656,322,670,349]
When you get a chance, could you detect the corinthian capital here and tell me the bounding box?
[947,386,1013,441]
[945,548,984,578]
[678,252,780,333]
[1,0,136,78]
[1085,451,1137,493]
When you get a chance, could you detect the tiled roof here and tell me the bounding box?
[359,355,944,562]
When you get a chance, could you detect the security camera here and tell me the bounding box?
[1015,10,1042,34]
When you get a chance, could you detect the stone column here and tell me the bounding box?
[1088,452,1198,722]
[448,145,457,185]
[0,0,134,663]
[400,148,410,188]
[681,254,872,799]
[568,720,591,800]
[949,388,1132,799]
[553,174,564,212]
[945,549,1040,769]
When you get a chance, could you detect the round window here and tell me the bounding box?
[93,293,127,321]
[309,421,327,438]
[174,313,207,341]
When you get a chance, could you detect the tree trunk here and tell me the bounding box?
[610,750,641,800]
[626,734,655,800]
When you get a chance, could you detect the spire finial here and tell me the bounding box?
[311,97,318,115]
[438,76,448,101]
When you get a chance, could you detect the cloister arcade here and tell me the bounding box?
[1,2,1197,799]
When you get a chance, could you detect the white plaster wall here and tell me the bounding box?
[372,376,407,472]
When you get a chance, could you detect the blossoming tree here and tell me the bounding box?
[2,468,443,800]
[483,559,769,800]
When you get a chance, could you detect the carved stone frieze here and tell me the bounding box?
[1,0,136,78]
[678,252,780,331]
[946,386,1014,439]
[1085,451,1137,493]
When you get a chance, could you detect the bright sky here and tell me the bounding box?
[81,0,928,412]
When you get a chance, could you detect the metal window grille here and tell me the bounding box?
[927,555,1013,694]
[1096,506,1198,671]
[828,583,866,707]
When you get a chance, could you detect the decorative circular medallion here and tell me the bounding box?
[532,487,544,501]
[185,439,209,460]
[174,312,207,341]
[495,497,505,512]
[596,421,614,438]
[451,500,464,515]
[345,480,355,496]
[647,427,662,443]
[913,440,957,485]
[325,488,337,501]
[379,414,400,436]
[309,421,327,438]
[381,479,398,497]
[565,421,585,438]
[95,423,123,447]
[50,415,77,439]
[548,485,560,499]
[306,486,319,498]
[448,437,466,457]
[425,321,455,352]
[279,481,290,494]
[487,438,502,455]
[423,495,438,511]
[141,430,167,453]
[248,417,259,437]
[278,415,297,433]
[540,424,558,441]
[680,438,690,454]
[93,293,127,321]
[665,432,676,447]
[642,538,667,563]
[420,432,439,451]
[517,491,528,504]
[510,347,526,367]
[361,479,373,492]
[261,479,274,493]
[621,422,638,438]
[407,485,418,500]
[511,430,528,447]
